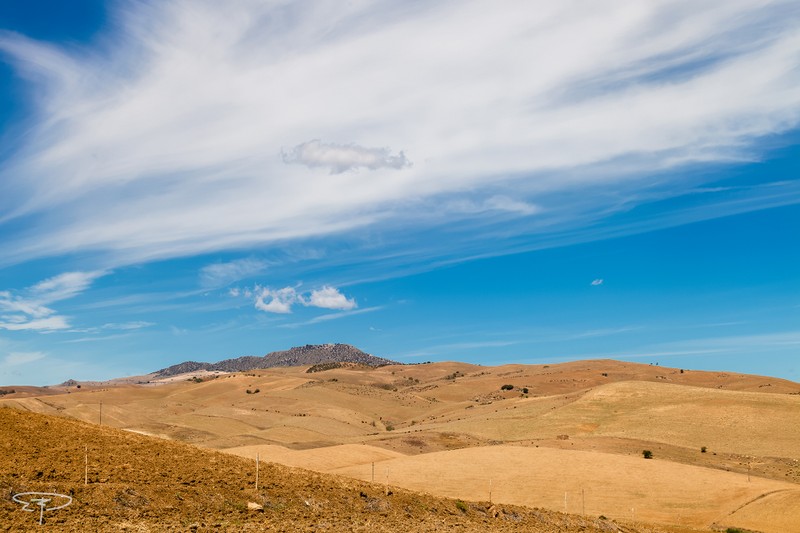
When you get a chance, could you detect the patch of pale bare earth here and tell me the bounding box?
[331,445,800,532]
[226,443,406,471]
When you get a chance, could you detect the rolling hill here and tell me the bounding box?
[2,358,798,532]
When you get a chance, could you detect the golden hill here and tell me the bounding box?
[2,358,799,531]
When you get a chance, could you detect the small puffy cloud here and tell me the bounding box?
[254,286,299,314]
[4,351,45,365]
[305,286,357,311]
[241,284,357,314]
[200,259,268,288]
[282,139,410,174]
[591,279,604,286]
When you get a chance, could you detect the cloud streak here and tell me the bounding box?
[0,271,105,331]
[200,259,268,288]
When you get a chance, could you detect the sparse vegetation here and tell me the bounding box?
[701,446,707,453]
[501,384,514,391]
[245,388,260,394]
[0,389,15,396]
[521,387,529,394]
[643,450,653,459]
[307,361,346,373]
[455,500,468,513]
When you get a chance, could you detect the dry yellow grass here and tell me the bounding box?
[725,488,800,532]
[330,445,800,532]
[1,408,631,532]
[2,359,798,532]
[434,380,800,457]
[227,443,406,471]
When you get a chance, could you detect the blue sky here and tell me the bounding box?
[1,1,799,385]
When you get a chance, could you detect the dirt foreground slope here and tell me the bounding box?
[1,407,656,532]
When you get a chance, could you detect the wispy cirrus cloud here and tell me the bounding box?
[3,351,46,365]
[200,258,268,288]
[0,271,105,331]
[280,305,383,328]
[0,0,796,272]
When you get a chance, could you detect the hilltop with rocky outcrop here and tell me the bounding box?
[153,343,397,377]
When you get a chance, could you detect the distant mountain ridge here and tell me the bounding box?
[153,343,397,377]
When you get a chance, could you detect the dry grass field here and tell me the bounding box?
[0,407,662,532]
[2,359,799,532]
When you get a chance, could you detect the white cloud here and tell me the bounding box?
[305,286,357,310]
[0,0,798,269]
[254,286,298,314]
[591,279,604,286]
[0,271,105,331]
[200,259,268,288]
[30,271,104,301]
[4,351,45,365]
[282,140,410,174]
[243,284,357,314]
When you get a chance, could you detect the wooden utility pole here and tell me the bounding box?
[84,445,88,485]
[99,402,103,426]
[385,467,389,496]
[371,462,375,483]
[255,453,260,491]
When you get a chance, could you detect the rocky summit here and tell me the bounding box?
[153,343,397,377]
